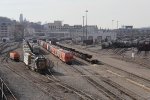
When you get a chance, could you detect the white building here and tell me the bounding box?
[44,21,82,38]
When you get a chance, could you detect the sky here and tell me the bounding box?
[0,0,150,28]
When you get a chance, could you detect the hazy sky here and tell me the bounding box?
[0,0,149,28]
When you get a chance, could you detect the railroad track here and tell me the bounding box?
[5,60,94,100]
[71,69,118,100]
[101,61,150,88]
[46,70,95,100]
[85,49,150,90]
[71,45,150,89]
[2,62,59,100]
[68,61,143,100]
[0,77,17,100]
[37,43,150,99]
[0,42,23,100]
[55,58,122,100]
[0,42,18,100]
[1,42,20,63]
[1,48,94,100]
[39,48,98,99]
[43,44,145,99]
[115,55,150,70]
[76,64,146,100]
[0,43,8,54]
[29,44,96,99]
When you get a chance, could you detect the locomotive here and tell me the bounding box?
[24,53,53,72]
[32,56,50,71]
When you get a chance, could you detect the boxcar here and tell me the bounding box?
[57,49,73,63]
[10,51,20,61]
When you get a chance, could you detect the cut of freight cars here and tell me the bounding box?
[54,42,99,64]
[9,51,20,61]
[38,40,74,64]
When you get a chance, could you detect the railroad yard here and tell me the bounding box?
[0,40,150,100]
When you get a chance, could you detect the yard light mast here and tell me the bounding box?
[85,10,88,40]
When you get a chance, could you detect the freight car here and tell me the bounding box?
[56,49,73,64]
[38,40,99,64]
[9,51,20,61]
[38,40,73,64]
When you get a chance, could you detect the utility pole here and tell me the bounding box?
[83,16,85,41]
[112,20,114,29]
[85,10,88,40]
[117,21,119,29]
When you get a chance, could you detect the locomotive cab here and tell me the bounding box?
[34,57,47,71]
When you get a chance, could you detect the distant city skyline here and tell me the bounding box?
[0,0,150,28]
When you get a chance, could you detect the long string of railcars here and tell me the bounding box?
[101,40,150,55]
[38,40,99,64]
[38,40,74,64]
